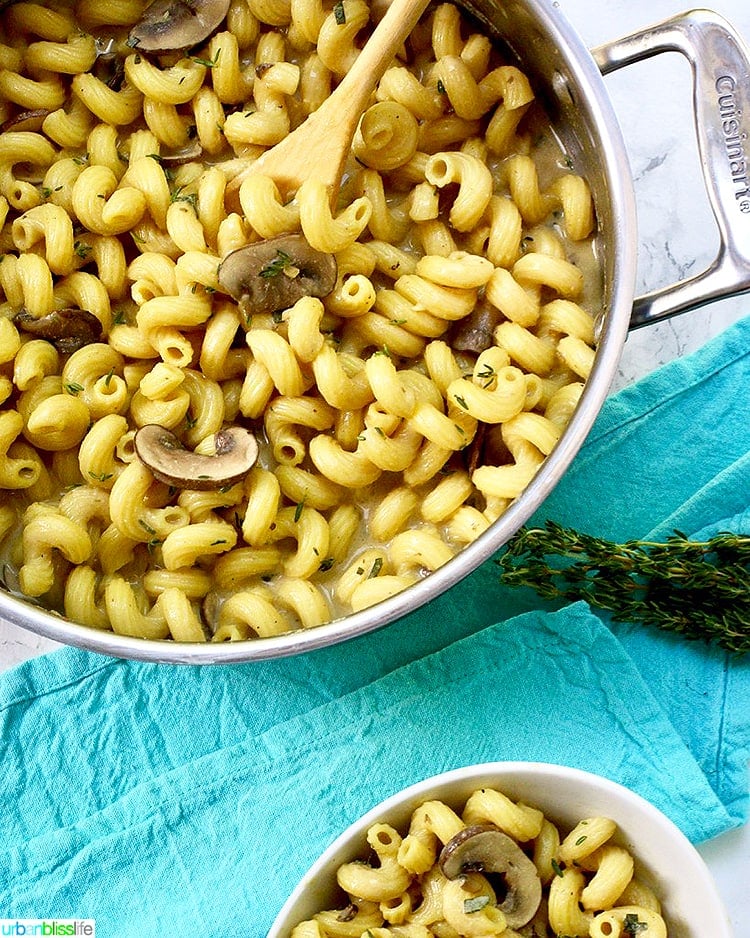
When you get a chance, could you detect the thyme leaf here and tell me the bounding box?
[623,913,649,934]
[259,249,293,279]
[463,896,489,913]
[497,521,750,654]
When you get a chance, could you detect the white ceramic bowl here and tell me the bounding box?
[268,762,732,938]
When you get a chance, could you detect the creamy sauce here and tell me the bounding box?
[0,1,603,639]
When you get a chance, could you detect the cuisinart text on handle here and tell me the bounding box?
[716,74,750,212]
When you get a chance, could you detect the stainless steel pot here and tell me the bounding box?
[2,2,750,663]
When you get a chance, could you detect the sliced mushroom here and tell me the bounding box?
[201,591,223,635]
[449,300,502,355]
[439,824,542,929]
[160,140,204,165]
[128,0,231,52]
[463,422,513,475]
[92,38,126,91]
[0,108,51,133]
[464,422,486,475]
[218,234,338,318]
[134,424,259,490]
[14,308,102,354]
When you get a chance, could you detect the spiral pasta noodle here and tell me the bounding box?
[0,0,599,642]
[292,788,671,937]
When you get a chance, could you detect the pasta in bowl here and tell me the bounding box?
[267,762,733,938]
[0,0,620,659]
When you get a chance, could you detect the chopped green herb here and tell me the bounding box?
[259,249,294,279]
[294,499,305,522]
[623,913,649,934]
[463,896,490,913]
[88,470,113,483]
[551,858,565,878]
[319,557,335,572]
[192,48,221,68]
[368,557,383,578]
[333,0,346,23]
[477,363,495,387]
[170,185,198,208]
[498,521,750,654]
[454,394,468,410]
[65,382,84,395]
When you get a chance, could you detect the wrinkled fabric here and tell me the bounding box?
[1,317,749,937]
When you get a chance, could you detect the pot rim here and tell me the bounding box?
[0,0,638,664]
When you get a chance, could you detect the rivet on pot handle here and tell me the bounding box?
[592,9,750,328]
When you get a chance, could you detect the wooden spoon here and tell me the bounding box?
[224,0,431,212]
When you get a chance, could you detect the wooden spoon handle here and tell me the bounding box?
[225,0,431,209]
[332,0,432,116]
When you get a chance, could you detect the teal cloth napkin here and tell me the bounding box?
[1,317,750,936]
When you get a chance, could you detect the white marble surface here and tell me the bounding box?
[1,0,749,933]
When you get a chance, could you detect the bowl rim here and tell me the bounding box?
[267,761,733,938]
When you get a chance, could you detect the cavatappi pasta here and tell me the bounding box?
[288,789,670,938]
[0,0,601,642]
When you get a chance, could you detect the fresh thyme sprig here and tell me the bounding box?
[497,521,750,654]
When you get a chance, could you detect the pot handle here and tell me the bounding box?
[592,9,750,328]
